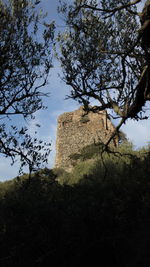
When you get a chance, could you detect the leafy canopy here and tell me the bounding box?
[0,0,54,174]
[58,0,150,144]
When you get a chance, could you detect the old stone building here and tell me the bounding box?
[55,106,118,171]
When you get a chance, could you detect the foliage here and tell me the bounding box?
[0,144,150,266]
[0,0,54,173]
[60,141,138,185]
[69,143,102,161]
[58,0,150,144]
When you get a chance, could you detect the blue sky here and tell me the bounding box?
[0,0,149,181]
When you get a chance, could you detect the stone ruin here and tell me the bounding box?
[55,106,118,171]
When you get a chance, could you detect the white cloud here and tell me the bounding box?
[137,0,145,12]
[122,118,150,148]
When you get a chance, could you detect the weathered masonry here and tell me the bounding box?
[55,106,118,171]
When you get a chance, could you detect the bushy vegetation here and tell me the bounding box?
[0,143,150,266]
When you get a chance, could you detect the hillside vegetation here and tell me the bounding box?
[0,142,150,266]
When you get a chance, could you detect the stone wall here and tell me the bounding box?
[55,106,118,171]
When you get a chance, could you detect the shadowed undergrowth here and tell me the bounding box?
[0,143,150,266]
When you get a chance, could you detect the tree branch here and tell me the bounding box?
[74,0,141,16]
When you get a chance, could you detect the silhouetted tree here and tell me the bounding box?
[0,0,54,173]
[58,0,150,145]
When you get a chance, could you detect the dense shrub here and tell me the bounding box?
[0,145,150,266]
